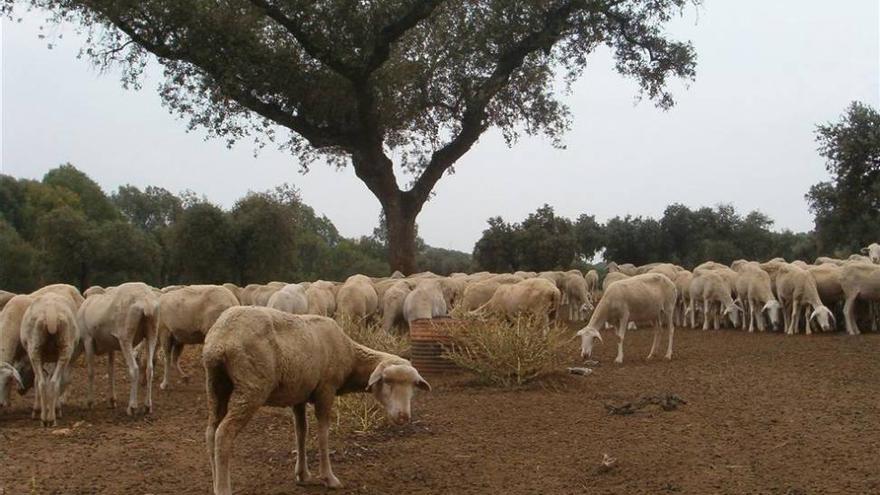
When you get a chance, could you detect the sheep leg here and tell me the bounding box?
[646,321,661,360]
[665,309,675,360]
[702,300,711,331]
[29,355,44,422]
[713,302,720,330]
[748,302,756,333]
[614,315,628,365]
[788,303,800,335]
[213,393,260,495]
[143,325,157,414]
[292,403,315,485]
[160,330,174,390]
[46,355,70,427]
[803,306,813,336]
[107,351,117,408]
[84,337,96,408]
[780,297,791,334]
[843,294,860,335]
[314,393,343,488]
[205,366,230,492]
[118,341,140,416]
[174,343,190,383]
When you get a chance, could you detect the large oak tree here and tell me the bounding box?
[5,0,698,273]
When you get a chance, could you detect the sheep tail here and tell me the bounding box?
[45,304,59,335]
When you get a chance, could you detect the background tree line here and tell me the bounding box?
[0,164,472,293]
[474,101,880,273]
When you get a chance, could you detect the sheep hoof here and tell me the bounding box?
[144,404,153,415]
[645,354,654,361]
[126,405,136,416]
[109,399,117,409]
[295,473,316,485]
[321,475,343,489]
[86,400,94,409]
[31,409,38,419]
[180,374,191,384]
[159,382,170,391]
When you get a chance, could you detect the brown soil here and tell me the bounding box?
[2,328,879,495]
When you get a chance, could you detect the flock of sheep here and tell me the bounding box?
[1,243,879,494]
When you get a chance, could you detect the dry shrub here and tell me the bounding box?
[338,316,410,358]
[334,394,386,434]
[443,315,572,387]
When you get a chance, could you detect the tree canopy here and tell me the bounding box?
[806,101,880,255]
[4,0,699,272]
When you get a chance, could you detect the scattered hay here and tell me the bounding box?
[338,317,410,358]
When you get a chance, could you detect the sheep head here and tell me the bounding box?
[366,361,431,425]
[0,362,25,407]
[723,302,744,327]
[576,326,603,360]
[762,300,783,329]
[809,306,835,332]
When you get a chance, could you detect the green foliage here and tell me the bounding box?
[34,206,93,289]
[806,101,880,254]
[43,163,120,223]
[169,202,237,284]
[0,219,39,292]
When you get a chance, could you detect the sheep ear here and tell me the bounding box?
[576,327,588,336]
[861,247,869,254]
[366,365,385,392]
[415,372,432,392]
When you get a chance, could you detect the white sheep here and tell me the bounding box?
[775,264,835,335]
[0,295,34,408]
[305,282,336,317]
[202,307,430,494]
[840,262,880,335]
[403,279,448,326]
[154,285,238,390]
[577,273,677,364]
[0,290,15,311]
[335,274,379,322]
[472,278,561,323]
[266,284,308,314]
[560,272,593,321]
[738,266,782,332]
[381,280,411,333]
[77,282,160,414]
[860,243,880,264]
[20,293,79,426]
[689,271,743,330]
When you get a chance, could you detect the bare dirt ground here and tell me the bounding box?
[2,327,879,495]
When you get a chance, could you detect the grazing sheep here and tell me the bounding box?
[390,270,405,279]
[460,276,521,312]
[438,277,467,310]
[689,271,743,330]
[403,280,448,325]
[251,284,282,307]
[237,284,261,305]
[634,262,663,275]
[473,278,560,323]
[83,286,105,298]
[305,282,336,317]
[203,308,430,494]
[584,270,599,294]
[806,264,844,307]
[155,285,239,390]
[607,262,638,276]
[31,283,84,310]
[848,254,872,263]
[602,271,630,291]
[672,271,693,327]
[0,295,35,408]
[335,275,379,322]
[221,283,242,303]
[560,273,593,321]
[738,267,782,332]
[513,271,537,279]
[839,262,880,335]
[776,265,835,335]
[267,284,308,315]
[860,243,880,264]
[77,282,160,414]
[20,293,79,426]
[576,273,677,364]
[646,263,679,281]
[381,281,411,333]
[0,290,16,311]
[814,256,846,266]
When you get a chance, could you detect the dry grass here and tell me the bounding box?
[337,317,411,358]
[334,395,387,434]
[443,315,573,387]
[332,317,407,434]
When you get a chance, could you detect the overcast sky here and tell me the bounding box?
[2,1,878,252]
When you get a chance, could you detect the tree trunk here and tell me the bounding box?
[383,197,419,275]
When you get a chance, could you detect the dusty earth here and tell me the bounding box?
[2,327,879,495]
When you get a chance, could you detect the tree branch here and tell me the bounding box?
[246,0,359,80]
[106,13,353,149]
[409,0,601,205]
[363,0,446,75]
